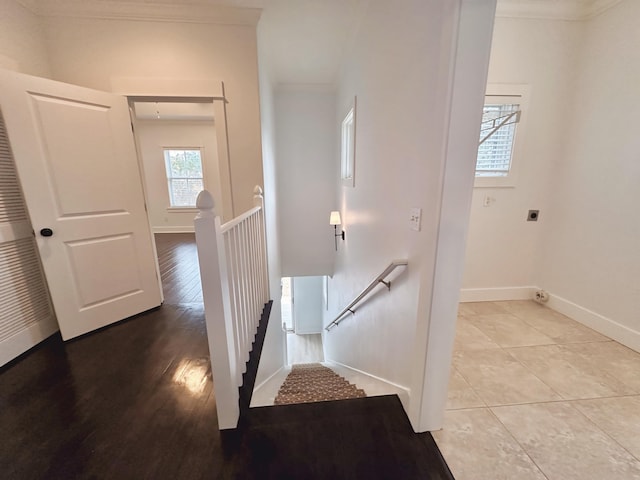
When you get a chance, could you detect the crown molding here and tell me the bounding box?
[585,0,623,19]
[16,0,622,25]
[496,0,623,21]
[15,0,261,26]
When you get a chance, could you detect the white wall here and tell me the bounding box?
[275,88,337,276]
[538,0,640,351]
[292,276,323,334]
[135,120,221,233]
[458,1,640,352]
[323,0,495,433]
[40,15,263,216]
[461,17,582,299]
[253,21,286,389]
[0,0,51,76]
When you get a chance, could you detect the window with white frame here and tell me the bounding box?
[475,89,527,187]
[163,148,204,207]
[477,102,520,176]
[341,100,356,187]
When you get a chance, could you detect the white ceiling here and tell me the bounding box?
[258,0,362,86]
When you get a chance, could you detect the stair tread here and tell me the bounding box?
[230,395,453,479]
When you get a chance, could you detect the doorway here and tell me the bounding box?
[127,97,232,303]
[281,277,294,332]
[282,275,324,365]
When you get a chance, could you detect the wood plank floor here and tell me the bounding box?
[155,233,202,305]
[0,234,454,479]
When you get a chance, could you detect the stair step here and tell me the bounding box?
[274,363,366,405]
[231,395,453,479]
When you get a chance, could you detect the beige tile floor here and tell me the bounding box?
[433,300,640,480]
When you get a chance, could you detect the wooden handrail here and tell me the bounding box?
[325,259,408,331]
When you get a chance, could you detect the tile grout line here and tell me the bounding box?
[486,405,552,480]
[447,364,488,410]
[453,301,640,478]
[568,398,640,465]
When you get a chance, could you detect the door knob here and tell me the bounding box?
[40,228,53,237]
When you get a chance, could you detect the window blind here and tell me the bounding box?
[0,109,56,366]
[477,103,519,176]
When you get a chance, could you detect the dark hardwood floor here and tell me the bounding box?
[0,233,454,479]
[155,233,203,305]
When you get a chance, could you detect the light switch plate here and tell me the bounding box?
[410,207,422,232]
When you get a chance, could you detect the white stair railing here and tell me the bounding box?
[194,186,269,430]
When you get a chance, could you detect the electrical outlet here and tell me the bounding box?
[409,207,422,232]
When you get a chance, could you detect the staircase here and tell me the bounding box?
[223,308,454,480]
[274,363,366,405]
[195,190,453,477]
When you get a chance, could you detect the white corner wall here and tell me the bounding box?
[324,0,448,392]
[253,21,285,389]
[0,0,51,76]
[538,0,640,352]
[275,87,337,277]
[41,15,263,216]
[324,0,496,432]
[461,16,582,300]
[135,120,221,233]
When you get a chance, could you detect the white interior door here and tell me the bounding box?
[0,69,163,340]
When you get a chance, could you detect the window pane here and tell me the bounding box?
[169,178,203,207]
[476,104,519,177]
[166,149,203,178]
[164,149,204,206]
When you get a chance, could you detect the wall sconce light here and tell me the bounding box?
[329,211,345,251]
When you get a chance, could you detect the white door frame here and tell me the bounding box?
[111,78,234,223]
[409,0,497,432]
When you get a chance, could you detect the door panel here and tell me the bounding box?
[29,94,128,215]
[0,68,162,340]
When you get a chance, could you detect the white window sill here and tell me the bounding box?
[473,176,517,189]
[166,207,198,213]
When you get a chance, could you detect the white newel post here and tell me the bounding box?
[194,190,239,430]
[253,185,270,301]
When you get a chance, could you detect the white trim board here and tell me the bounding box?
[495,0,622,21]
[0,316,58,368]
[16,0,261,26]
[459,286,537,303]
[547,293,640,354]
[458,285,640,354]
[152,226,195,234]
[324,359,410,410]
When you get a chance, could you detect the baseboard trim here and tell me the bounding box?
[252,365,285,393]
[459,286,536,303]
[0,316,59,368]
[459,285,640,353]
[152,226,195,234]
[547,294,640,353]
[325,359,410,407]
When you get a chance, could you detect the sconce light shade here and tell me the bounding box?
[330,211,344,251]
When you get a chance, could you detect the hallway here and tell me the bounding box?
[0,234,453,479]
[435,300,640,479]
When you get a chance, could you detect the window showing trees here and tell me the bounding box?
[163,148,204,207]
[476,101,521,177]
